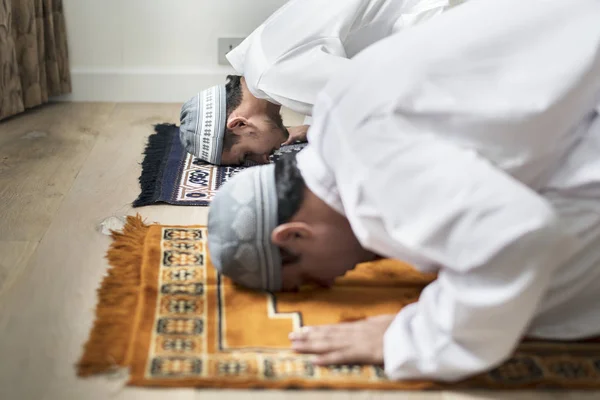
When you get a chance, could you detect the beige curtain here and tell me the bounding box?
[0,0,71,121]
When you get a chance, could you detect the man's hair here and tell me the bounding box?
[223,75,243,152]
[274,154,305,224]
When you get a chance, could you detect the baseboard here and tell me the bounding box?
[54,67,235,103]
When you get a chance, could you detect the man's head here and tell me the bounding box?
[179,75,288,166]
[207,154,377,292]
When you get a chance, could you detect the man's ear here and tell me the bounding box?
[271,222,313,247]
[227,116,248,132]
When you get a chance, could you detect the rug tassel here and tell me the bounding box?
[132,124,178,208]
[76,214,150,376]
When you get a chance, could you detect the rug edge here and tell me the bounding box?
[133,123,177,208]
[76,214,150,376]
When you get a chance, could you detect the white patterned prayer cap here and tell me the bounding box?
[207,164,282,292]
[179,85,227,165]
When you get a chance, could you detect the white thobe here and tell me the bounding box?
[227,0,462,120]
[296,0,600,382]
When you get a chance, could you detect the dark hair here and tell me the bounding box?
[275,154,305,224]
[223,75,243,152]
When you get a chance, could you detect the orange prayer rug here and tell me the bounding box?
[77,216,600,390]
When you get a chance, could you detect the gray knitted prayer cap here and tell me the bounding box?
[180,85,227,165]
[207,164,282,292]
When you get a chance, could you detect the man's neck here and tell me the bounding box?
[239,77,280,116]
[293,187,347,227]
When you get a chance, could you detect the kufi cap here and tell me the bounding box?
[207,164,282,291]
[180,85,227,165]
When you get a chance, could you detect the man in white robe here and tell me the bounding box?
[179,0,461,166]
[206,0,600,382]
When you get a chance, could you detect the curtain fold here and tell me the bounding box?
[0,0,71,121]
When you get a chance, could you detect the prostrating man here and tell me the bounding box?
[206,0,600,382]
[179,0,462,166]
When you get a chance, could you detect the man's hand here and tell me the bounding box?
[289,314,396,366]
[282,125,309,146]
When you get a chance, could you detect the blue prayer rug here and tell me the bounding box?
[133,124,306,207]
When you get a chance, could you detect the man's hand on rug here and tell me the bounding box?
[282,125,309,146]
[289,314,396,366]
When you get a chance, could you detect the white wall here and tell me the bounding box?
[60,0,288,102]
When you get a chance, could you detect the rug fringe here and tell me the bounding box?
[76,214,150,376]
[133,123,177,208]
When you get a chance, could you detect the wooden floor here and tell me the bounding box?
[0,103,597,400]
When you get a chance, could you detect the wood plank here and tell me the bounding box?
[0,102,116,241]
[0,240,38,299]
[0,103,65,148]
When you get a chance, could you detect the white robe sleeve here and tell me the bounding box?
[255,37,350,116]
[382,238,561,382]
[320,117,577,381]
